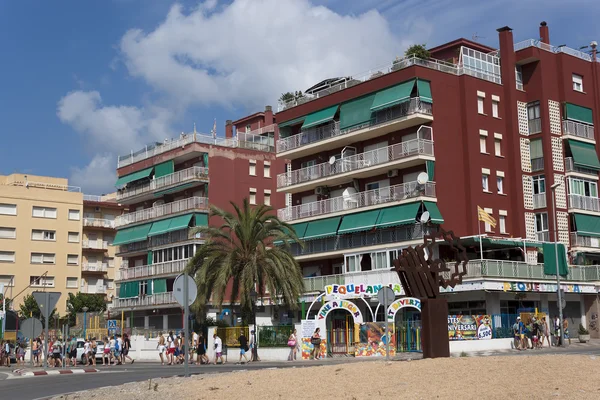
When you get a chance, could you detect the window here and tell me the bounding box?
[249,160,256,176]
[533,175,546,194]
[249,188,257,205]
[68,232,80,243]
[572,74,583,92]
[32,206,57,219]
[477,96,485,114]
[527,102,541,134]
[66,277,78,288]
[264,190,271,206]
[67,255,79,265]
[0,227,16,239]
[264,161,271,178]
[246,124,251,133]
[535,212,549,232]
[32,230,56,241]
[569,178,598,197]
[479,130,487,153]
[0,251,15,263]
[492,98,499,118]
[0,204,16,216]
[30,276,54,287]
[346,251,389,272]
[499,215,507,234]
[484,208,493,232]
[68,209,80,220]
[530,138,543,171]
[31,253,55,264]
[0,275,15,287]
[497,177,504,194]
[482,169,490,192]
[494,139,502,156]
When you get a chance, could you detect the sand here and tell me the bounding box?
[52,355,600,400]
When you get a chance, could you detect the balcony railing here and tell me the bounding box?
[116,240,149,255]
[278,181,436,222]
[277,97,432,154]
[304,269,400,293]
[150,227,203,247]
[277,139,434,189]
[117,259,189,281]
[571,233,600,249]
[83,218,116,229]
[528,118,542,134]
[565,157,599,176]
[115,196,209,227]
[535,231,550,242]
[116,166,209,201]
[82,240,108,250]
[531,157,544,172]
[82,263,108,272]
[568,194,600,212]
[514,39,592,62]
[563,120,595,141]
[533,193,547,209]
[80,285,108,294]
[113,292,176,309]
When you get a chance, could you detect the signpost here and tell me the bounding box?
[20,318,43,366]
[32,291,60,370]
[173,273,197,378]
[108,320,118,336]
[377,286,395,361]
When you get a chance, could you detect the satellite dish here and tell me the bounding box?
[329,156,336,165]
[417,172,429,185]
[420,211,431,223]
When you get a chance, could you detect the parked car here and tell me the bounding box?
[75,339,106,364]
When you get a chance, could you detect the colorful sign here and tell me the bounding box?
[386,297,421,322]
[301,337,327,360]
[448,315,492,341]
[300,320,316,338]
[317,300,364,323]
[355,322,396,357]
[324,283,403,298]
[502,282,584,293]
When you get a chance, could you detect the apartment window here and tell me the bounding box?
[0,251,15,263]
[535,212,549,232]
[249,188,257,205]
[246,124,251,133]
[482,169,490,192]
[477,96,485,114]
[30,276,54,288]
[0,275,15,287]
[569,178,598,197]
[32,230,56,241]
[67,254,79,265]
[484,208,493,232]
[66,277,78,289]
[68,232,80,243]
[31,253,56,264]
[32,206,57,219]
[493,139,502,156]
[264,190,271,206]
[264,161,271,178]
[533,175,546,194]
[530,138,543,171]
[572,74,583,92]
[492,97,500,118]
[497,176,504,194]
[68,209,80,220]
[527,102,541,134]
[499,215,507,234]
[0,203,17,216]
[0,227,16,239]
[479,130,487,153]
[249,160,256,176]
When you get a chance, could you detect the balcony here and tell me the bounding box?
[112,292,177,309]
[563,120,595,142]
[277,98,433,159]
[535,231,550,242]
[278,181,436,222]
[571,233,600,249]
[118,259,189,281]
[533,193,547,209]
[82,263,108,273]
[83,218,116,229]
[277,139,434,193]
[528,118,542,134]
[115,196,209,227]
[82,240,108,250]
[514,39,593,62]
[150,227,203,248]
[565,157,599,176]
[304,269,400,293]
[568,194,600,213]
[116,166,209,202]
[80,285,108,294]
[531,157,544,172]
[116,240,150,256]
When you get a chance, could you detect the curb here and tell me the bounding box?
[16,368,100,377]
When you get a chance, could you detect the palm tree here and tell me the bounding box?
[186,198,304,313]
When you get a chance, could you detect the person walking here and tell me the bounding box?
[540,317,551,348]
[237,332,249,364]
[32,338,40,367]
[213,333,224,365]
[249,330,260,362]
[191,330,199,364]
[196,334,208,365]
[122,334,134,364]
[553,315,561,346]
[311,328,322,360]
[287,329,298,361]
[2,340,11,367]
[563,317,571,346]
[512,317,521,350]
[90,337,97,366]
[166,331,176,365]
[156,332,166,365]
[69,336,78,367]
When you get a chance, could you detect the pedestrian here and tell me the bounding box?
[52,337,63,368]
[512,317,521,350]
[114,335,123,365]
[531,317,540,349]
[166,331,176,365]
[540,317,550,348]
[196,333,208,365]
[122,334,134,364]
[157,332,166,366]
[213,333,224,365]
[237,332,249,364]
[311,328,322,360]
[249,330,260,362]
[287,329,298,361]
[553,315,561,346]
[191,330,199,364]
[32,338,40,367]
[16,341,25,366]
[2,340,10,367]
[69,336,78,367]
[563,317,571,345]
[90,337,97,366]
[108,336,116,365]
[102,336,110,365]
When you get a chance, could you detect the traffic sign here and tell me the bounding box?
[173,274,197,307]
[108,320,118,328]
[32,291,61,316]
[377,287,395,308]
[20,318,43,339]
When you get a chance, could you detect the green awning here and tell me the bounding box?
[375,203,420,229]
[278,116,306,128]
[146,279,153,295]
[565,103,593,125]
[542,243,568,277]
[301,105,339,130]
[115,167,154,187]
[154,182,195,197]
[338,209,381,234]
[154,160,174,178]
[195,213,208,227]
[417,79,433,103]
[148,214,193,237]
[274,222,308,245]
[568,140,600,170]
[574,213,600,238]
[147,219,172,237]
[112,223,152,246]
[339,93,377,131]
[473,237,543,249]
[370,80,416,112]
[153,279,167,294]
[147,250,153,265]
[423,202,444,224]
[426,160,435,181]
[303,217,341,240]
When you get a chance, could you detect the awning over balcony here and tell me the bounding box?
[301,105,339,130]
[375,202,420,229]
[542,243,568,277]
[339,92,377,131]
[574,213,600,238]
[153,279,167,294]
[337,209,381,234]
[303,217,342,240]
[278,116,305,128]
[568,140,600,170]
[115,167,154,187]
[148,213,194,237]
[154,182,195,197]
[422,201,444,224]
[195,213,208,227]
[155,160,174,178]
[564,103,593,125]
[416,79,433,103]
[112,223,152,246]
[274,222,308,245]
[370,79,416,112]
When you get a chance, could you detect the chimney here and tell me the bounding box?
[225,120,233,138]
[539,21,550,44]
[591,41,598,62]
[264,105,274,125]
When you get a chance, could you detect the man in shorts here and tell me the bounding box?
[237,332,249,364]
[69,337,78,366]
[513,317,521,350]
[213,333,224,365]
[196,334,208,364]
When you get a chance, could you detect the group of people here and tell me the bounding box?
[513,315,571,350]
[0,340,26,367]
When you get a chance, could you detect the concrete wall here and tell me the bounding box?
[449,338,514,354]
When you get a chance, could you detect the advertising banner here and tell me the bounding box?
[448,315,492,340]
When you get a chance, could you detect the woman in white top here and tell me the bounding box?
[287,329,298,361]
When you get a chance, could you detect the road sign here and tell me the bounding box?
[377,287,395,308]
[108,320,117,328]
[173,274,197,307]
[561,298,567,309]
[32,291,61,315]
[20,318,43,339]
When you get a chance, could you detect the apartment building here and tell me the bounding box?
[273,22,600,353]
[111,107,285,331]
[0,174,83,314]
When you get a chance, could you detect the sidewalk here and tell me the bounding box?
[11,367,100,377]
[458,338,600,357]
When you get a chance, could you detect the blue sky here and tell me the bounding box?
[0,0,598,194]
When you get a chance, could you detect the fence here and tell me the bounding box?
[258,325,293,347]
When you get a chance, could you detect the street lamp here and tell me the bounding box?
[82,307,89,339]
[550,182,564,346]
[249,288,258,361]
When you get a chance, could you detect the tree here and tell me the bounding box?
[404,44,431,59]
[186,198,304,313]
[279,91,304,104]
[19,294,56,327]
[66,293,106,326]
[0,294,11,310]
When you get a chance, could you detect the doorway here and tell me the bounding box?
[395,309,422,352]
[327,309,355,357]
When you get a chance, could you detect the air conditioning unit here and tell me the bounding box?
[387,169,399,178]
[315,186,328,196]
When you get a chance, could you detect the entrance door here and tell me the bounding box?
[395,310,422,352]
[328,310,354,357]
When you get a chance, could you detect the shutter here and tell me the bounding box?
[154,161,175,178]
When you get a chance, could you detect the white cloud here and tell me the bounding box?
[119,0,419,109]
[69,153,117,195]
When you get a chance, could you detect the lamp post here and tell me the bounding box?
[82,307,89,339]
[550,182,564,346]
[250,288,258,362]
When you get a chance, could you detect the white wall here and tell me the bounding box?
[449,338,513,354]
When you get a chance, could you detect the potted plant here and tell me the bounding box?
[578,324,590,343]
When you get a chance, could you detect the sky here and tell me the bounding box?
[0,0,598,195]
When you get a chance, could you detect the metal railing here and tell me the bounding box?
[563,120,595,141]
[531,157,544,172]
[528,118,542,134]
[80,285,108,294]
[83,194,117,202]
[117,259,189,281]
[535,231,550,242]
[83,218,116,229]
[565,157,598,175]
[304,269,400,293]
[514,39,592,62]
[116,240,149,255]
[116,166,209,201]
[277,139,434,188]
[571,233,600,249]
[216,327,249,347]
[113,292,176,309]
[115,196,209,227]
[82,240,108,250]
[568,194,600,212]
[278,181,436,221]
[533,193,547,209]
[82,262,108,272]
[258,325,294,347]
[277,97,432,153]
[150,227,203,248]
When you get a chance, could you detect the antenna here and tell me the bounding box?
[417,172,429,185]
[420,211,431,224]
[472,32,486,42]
